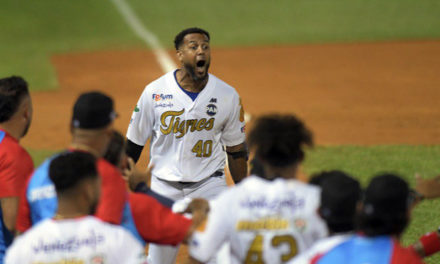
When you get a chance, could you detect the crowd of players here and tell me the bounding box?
[2,27,440,264]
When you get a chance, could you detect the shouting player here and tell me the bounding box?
[126,27,247,263]
[188,114,328,264]
[5,152,147,263]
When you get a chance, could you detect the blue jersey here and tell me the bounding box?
[316,235,423,264]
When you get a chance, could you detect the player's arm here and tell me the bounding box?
[188,194,232,263]
[126,139,144,163]
[0,154,34,234]
[123,158,174,208]
[226,142,248,184]
[221,92,247,184]
[129,193,208,245]
[410,227,440,258]
[126,87,154,163]
[0,197,18,232]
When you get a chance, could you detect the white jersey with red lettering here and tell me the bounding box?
[189,176,328,264]
[126,70,246,182]
[5,216,147,264]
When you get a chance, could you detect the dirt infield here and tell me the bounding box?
[22,40,440,152]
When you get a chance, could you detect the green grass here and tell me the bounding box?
[1,0,440,90]
[303,145,440,263]
[27,149,57,167]
[0,0,143,90]
[27,145,440,262]
[128,0,440,47]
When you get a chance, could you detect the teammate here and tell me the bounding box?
[126,27,247,263]
[5,152,147,264]
[16,92,133,237]
[0,76,34,263]
[316,174,424,264]
[188,114,328,264]
[289,171,361,264]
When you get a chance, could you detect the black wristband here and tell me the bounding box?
[227,150,248,160]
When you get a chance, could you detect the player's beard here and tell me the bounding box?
[89,199,99,215]
[21,119,31,137]
[184,61,210,82]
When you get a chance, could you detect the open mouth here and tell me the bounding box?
[196,60,206,67]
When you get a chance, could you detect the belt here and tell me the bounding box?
[177,170,224,185]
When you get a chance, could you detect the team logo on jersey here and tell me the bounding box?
[206,104,217,116]
[91,255,105,264]
[153,93,173,101]
[294,218,307,232]
[160,109,215,138]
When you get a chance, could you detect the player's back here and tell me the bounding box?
[190,175,328,264]
[5,216,147,264]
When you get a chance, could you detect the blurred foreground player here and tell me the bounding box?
[0,76,34,263]
[5,152,147,264]
[289,170,361,264]
[16,92,134,237]
[188,114,328,264]
[317,174,424,264]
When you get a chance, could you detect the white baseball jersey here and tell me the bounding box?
[127,71,246,182]
[189,176,328,264]
[5,216,147,264]
[288,234,352,264]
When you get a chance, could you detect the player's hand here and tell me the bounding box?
[415,173,440,199]
[122,158,153,191]
[184,198,210,215]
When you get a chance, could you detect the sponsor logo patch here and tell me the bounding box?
[206,104,217,116]
[155,103,174,108]
[153,94,173,101]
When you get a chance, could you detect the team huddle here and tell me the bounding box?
[1,27,440,264]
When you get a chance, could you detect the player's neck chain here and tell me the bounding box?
[53,213,85,220]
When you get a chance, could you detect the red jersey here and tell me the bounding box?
[0,129,33,198]
[129,192,192,245]
[16,151,127,233]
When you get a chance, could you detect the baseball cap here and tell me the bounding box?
[363,173,409,217]
[318,171,361,226]
[71,91,117,129]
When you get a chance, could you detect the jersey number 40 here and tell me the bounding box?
[192,140,213,157]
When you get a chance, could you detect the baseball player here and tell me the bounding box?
[6,152,147,264]
[0,76,34,264]
[289,171,361,264]
[188,114,328,264]
[316,174,424,264]
[126,27,247,263]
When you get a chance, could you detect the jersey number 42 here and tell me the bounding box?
[245,234,298,263]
